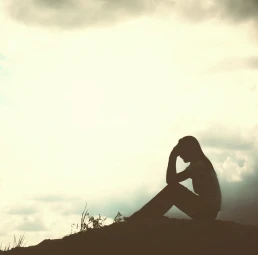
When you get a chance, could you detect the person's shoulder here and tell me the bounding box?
[191,159,206,168]
[188,160,207,175]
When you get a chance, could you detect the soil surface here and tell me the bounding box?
[2,218,258,255]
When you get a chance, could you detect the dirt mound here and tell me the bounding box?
[2,218,258,255]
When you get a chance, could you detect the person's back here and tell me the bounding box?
[189,159,221,211]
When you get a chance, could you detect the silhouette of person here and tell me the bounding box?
[127,136,222,221]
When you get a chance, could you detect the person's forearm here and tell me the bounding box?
[166,151,178,184]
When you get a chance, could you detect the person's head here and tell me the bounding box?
[178,136,205,163]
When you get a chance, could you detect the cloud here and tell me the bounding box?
[31,194,83,203]
[174,0,258,23]
[51,187,160,219]
[198,125,255,151]
[0,54,10,81]
[28,188,161,219]
[7,205,39,215]
[149,150,258,225]
[0,54,7,60]
[5,0,174,29]
[219,164,258,225]
[197,124,257,181]
[196,125,258,225]
[247,56,258,69]
[4,0,258,29]
[248,84,257,92]
[218,0,258,23]
[0,54,6,73]
[207,56,258,73]
[17,216,48,232]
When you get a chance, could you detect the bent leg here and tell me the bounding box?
[130,185,176,219]
[171,183,218,220]
[130,182,218,220]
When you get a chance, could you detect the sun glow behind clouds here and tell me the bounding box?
[0,18,194,202]
[0,8,258,246]
[1,17,258,192]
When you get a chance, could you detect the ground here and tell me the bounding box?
[2,218,258,255]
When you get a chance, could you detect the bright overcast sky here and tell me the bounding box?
[0,0,258,247]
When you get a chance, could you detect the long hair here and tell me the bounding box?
[179,136,215,172]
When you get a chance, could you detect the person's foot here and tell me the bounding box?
[124,216,140,222]
[159,216,170,221]
[123,216,130,222]
[124,215,166,222]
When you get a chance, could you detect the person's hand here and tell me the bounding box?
[171,144,180,157]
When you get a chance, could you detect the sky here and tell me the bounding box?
[0,0,258,248]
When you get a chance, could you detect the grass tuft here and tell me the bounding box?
[0,234,27,251]
[69,202,126,235]
[0,202,125,251]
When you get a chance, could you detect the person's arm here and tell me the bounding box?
[175,160,204,183]
[167,161,192,184]
[174,168,192,182]
[166,146,180,184]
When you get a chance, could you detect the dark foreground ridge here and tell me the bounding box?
[2,218,258,255]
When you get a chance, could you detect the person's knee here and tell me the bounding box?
[167,182,184,191]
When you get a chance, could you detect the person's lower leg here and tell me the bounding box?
[129,185,175,219]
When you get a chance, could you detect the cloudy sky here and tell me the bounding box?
[0,0,258,248]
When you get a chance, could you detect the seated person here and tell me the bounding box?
[127,135,222,221]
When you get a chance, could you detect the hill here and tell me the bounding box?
[2,217,258,255]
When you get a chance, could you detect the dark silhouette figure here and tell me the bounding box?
[128,136,222,221]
